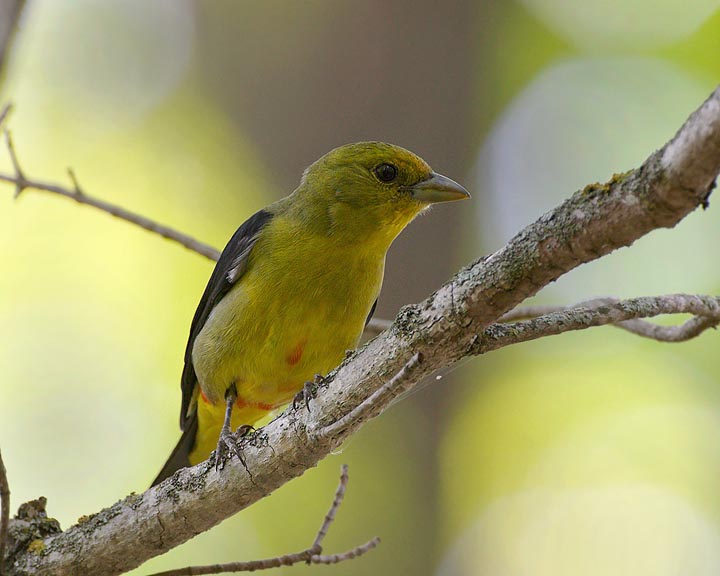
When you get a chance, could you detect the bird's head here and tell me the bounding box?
[296,142,469,246]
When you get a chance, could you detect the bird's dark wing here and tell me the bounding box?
[365,299,378,327]
[152,409,198,486]
[179,209,274,429]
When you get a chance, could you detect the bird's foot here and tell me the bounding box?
[212,424,255,472]
[292,374,325,411]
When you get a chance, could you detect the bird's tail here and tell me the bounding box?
[151,410,198,487]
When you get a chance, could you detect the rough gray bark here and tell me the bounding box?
[6,86,720,576]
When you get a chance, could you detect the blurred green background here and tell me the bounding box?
[1,1,720,574]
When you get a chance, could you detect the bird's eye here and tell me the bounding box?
[374,163,398,183]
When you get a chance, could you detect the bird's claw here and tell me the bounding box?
[212,424,255,472]
[293,374,325,411]
[292,383,313,411]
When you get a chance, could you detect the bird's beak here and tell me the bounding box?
[407,172,471,203]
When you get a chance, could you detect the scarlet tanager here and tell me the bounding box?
[153,142,469,486]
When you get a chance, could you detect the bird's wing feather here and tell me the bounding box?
[152,409,198,486]
[365,299,378,327]
[179,209,274,429]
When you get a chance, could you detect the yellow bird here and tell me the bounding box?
[153,142,469,485]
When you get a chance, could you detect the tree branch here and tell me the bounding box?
[311,463,349,550]
[6,86,720,576]
[498,296,720,342]
[471,294,719,355]
[0,103,11,128]
[319,352,425,440]
[146,465,379,576]
[3,130,25,198]
[0,135,220,260]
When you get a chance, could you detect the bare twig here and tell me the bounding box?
[309,538,381,565]
[312,463,349,550]
[615,315,717,342]
[0,133,220,260]
[146,465,378,575]
[3,130,25,198]
[0,103,11,129]
[498,296,720,342]
[147,538,379,576]
[472,294,720,355]
[0,448,10,576]
[318,352,424,440]
[66,167,84,196]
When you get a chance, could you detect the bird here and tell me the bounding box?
[152,141,469,486]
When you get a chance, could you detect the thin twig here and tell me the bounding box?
[312,463,349,550]
[472,294,720,355]
[146,539,379,576]
[318,352,424,440]
[308,537,380,565]
[0,130,220,260]
[146,465,378,575]
[3,129,25,198]
[0,103,11,129]
[498,296,720,342]
[0,447,10,576]
[66,167,84,196]
[0,169,220,259]
[615,315,718,342]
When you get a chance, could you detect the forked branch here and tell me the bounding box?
[146,465,378,576]
[0,122,219,260]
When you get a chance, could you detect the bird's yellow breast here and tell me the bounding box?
[189,214,385,463]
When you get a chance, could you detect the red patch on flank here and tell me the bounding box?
[285,340,306,366]
[236,397,275,411]
[200,389,210,403]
